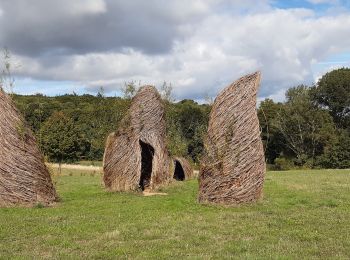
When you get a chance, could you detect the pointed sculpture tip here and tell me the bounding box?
[252,71,261,81]
[252,71,262,93]
[138,85,157,92]
[238,71,261,89]
[235,71,261,84]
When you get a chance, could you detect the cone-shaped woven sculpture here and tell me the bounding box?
[173,157,193,181]
[198,72,266,205]
[103,86,172,191]
[0,89,57,206]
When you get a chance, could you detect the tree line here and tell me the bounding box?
[12,68,350,169]
[12,86,210,165]
[258,68,350,169]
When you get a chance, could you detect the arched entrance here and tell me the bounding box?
[139,140,154,190]
[173,160,185,181]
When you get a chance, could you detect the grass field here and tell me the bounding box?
[76,161,103,167]
[1,169,350,259]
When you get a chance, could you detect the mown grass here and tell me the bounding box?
[76,160,103,167]
[0,169,350,259]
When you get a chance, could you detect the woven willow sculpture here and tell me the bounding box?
[103,86,172,191]
[199,72,266,205]
[0,89,57,206]
[173,157,193,181]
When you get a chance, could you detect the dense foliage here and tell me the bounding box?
[13,92,210,165]
[12,68,350,169]
[13,92,130,163]
[311,68,350,129]
[258,68,350,169]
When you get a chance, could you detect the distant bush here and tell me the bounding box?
[273,157,295,171]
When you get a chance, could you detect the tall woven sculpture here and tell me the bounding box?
[173,157,193,181]
[0,89,57,206]
[103,86,172,191]
[199,72,266,205]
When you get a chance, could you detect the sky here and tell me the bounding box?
[1,0,350,102]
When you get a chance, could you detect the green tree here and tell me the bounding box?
[40,111,80,164]
[164,99,210,163]
[274,85,337,166]
[257,99,285,163]
[177,100,208,140]
[121,81,138,99]
[160,81,174,102]
[317,129,350,169]
[164,100,188,158]
[170,100,210,162]
[312,68,350,128]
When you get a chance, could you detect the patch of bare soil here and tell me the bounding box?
[142,189,167,196]
[47,163,102,172]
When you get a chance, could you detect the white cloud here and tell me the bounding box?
[7,1,350,101]
[69,0,106,15]
[307,0,339,4]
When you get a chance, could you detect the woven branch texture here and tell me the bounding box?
[103,86,172,191]
[0,89,57,206]
[198,72,266,205]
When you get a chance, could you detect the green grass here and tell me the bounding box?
[1,169,350,259]
[76,160,103,167]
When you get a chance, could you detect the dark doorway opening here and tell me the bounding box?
[139,140,154,190]
[173,160,185,181]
